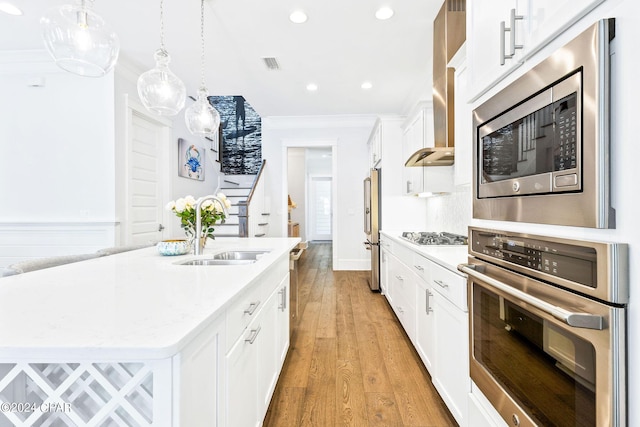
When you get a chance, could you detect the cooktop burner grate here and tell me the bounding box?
[401,231,468,246]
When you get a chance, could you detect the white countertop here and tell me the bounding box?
[380,231,470,273]
[0,237,300,360]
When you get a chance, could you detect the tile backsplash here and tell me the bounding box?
[424,184,472,236]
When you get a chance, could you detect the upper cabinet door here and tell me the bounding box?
[467,0,524,100]
[467,0,608,101]
[527,0,606,49]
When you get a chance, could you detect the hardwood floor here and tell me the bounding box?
[263,242,458,427]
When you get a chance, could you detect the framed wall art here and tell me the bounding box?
[178,138,205,181]
[208,95,262,175]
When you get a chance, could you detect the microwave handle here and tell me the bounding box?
[458,264,604,330]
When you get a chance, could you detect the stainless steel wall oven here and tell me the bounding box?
[472,19,615,228]
[459,227,628,427]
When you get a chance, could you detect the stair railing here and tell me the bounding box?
[237,159,267,237]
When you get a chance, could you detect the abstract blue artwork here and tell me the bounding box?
[208,95,262,175]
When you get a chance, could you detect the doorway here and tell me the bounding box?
[284,142,337,265]
[124,98,172,245]
[309,176,332,241]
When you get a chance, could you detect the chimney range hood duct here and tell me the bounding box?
[405,0,465,167]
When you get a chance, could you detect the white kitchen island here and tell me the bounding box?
[0,237,300,427]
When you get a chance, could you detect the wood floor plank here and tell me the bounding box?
[262,387,305,427]
[299,337,337,426]
[316,272,337,338]
[365,392,404,427]
[336,359,368,427]
[336,273,360,360]
[264,242,458,427]
[379,335,457,426]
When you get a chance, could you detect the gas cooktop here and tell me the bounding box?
[400,231,468,246]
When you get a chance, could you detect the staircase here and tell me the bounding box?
[215,160,269,238]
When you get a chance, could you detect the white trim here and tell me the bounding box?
[282,139,339,270]
[334,259,370,271]
[123,95,173,245]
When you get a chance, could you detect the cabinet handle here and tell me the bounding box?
[245,326,262,344]
[395,275,404,281]
[434,279,448,289]
[414,265,424,271]
[500,8,524,65]
[407,180,412,193]
[279,288,287,311]
[425,290,433,314]
[244,301,261,315]
[397,306,404,314]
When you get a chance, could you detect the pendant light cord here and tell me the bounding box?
[159,0,165,50]
[200,0,205,89]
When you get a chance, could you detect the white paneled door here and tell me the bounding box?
[126,104,170,245]
[309,176,332,241]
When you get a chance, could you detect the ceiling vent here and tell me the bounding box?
[262,57,280,70]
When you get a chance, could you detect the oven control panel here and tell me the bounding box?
[470,228,597,288]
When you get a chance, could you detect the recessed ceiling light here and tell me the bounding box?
[306,83,318,92]
[375,6,394,20]
[361,81,373,90]
[289,10,308,24]
[0,2,23,15]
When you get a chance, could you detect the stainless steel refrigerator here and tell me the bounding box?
[363,168,381,291]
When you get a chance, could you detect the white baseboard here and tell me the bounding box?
[333,259,370,271]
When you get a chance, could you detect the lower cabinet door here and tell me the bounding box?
[258,289,279,417]
[227,323,260,426]
[415,283,435,374]
[431,291,470,425]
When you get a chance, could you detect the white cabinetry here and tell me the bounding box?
[429,263,469,425]
[175,316,224,426]
[527,0,606,50]
[402,108,428,195]
[380,239,391,296]
[384,244,418,343]
[402,104,454,196]
[225,259,290,427]
[450,44,472,187]
[468,0,607,100]
[415,267,435,373]
[468,0,524,99]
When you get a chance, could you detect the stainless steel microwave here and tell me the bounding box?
[472,19,616,228]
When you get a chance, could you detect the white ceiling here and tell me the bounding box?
[0,0,442,117]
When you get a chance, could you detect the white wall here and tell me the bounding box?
[262,115,375,270]
[0,52,224,267]
[0,51,117,266]
[114,59,223,241]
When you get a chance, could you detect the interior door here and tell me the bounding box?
[127,108,169,244]
[309,176,332,241]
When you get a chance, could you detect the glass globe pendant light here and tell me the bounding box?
[185,0,220,137]
[40,0,119,77]
[136,0,186,116]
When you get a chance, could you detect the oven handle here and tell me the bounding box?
[458,264,604,330]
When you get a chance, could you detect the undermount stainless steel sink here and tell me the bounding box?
[212,250,269,261]
[177,250,270,266]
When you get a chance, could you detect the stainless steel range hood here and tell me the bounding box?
[404,146,455,167]
[405,0,465,167]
